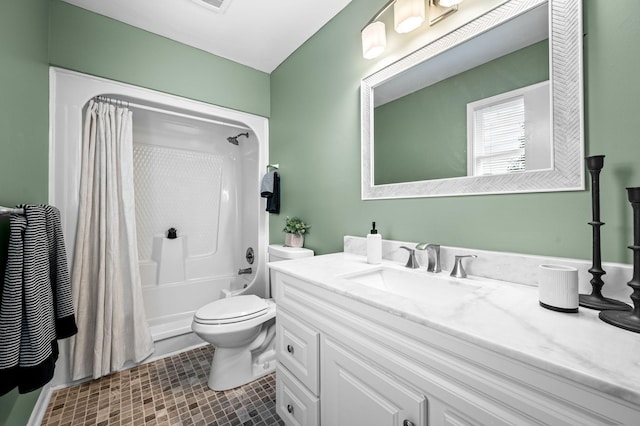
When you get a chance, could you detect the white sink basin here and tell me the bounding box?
[341,266,481,302]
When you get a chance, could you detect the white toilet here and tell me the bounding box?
[191,244,314,391]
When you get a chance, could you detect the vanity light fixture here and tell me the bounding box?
[429,0,462,25]
[362,0,463,59]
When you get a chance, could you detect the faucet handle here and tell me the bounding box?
[399,246,420,269]
[450,255,477,278]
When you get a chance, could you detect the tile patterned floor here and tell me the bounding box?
[41,346,283,426]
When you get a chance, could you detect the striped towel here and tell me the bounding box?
[0,205,77,395]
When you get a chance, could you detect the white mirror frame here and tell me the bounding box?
[361,0,583,199]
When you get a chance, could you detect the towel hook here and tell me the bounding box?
[267,164,279,172]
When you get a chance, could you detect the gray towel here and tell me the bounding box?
[260,172,280,214]
[261,172,275,197]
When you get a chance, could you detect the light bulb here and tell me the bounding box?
[362,21,386,59]
[394,0,425,34]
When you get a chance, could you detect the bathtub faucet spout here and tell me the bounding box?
[238,267,252,275]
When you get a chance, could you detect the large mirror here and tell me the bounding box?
[361,0,584,199]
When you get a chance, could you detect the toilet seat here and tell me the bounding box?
[194,295,270,325]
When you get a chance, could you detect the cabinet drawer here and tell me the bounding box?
[276,365,319,426]
[276,309,320,394]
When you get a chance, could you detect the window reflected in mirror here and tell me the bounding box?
[373,39,549,185]
[468,81,551,177]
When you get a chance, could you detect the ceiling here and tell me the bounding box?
[61,0,353,73]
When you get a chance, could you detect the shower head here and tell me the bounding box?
[227,132,249,145]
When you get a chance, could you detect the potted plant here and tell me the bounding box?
[283,216,310,248]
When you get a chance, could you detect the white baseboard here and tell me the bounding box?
[27,384,53,426]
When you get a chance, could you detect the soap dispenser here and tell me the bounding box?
[367,222,382,264]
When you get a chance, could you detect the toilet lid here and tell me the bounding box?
[194,295,269,324]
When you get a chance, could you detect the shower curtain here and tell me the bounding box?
[70,100,154,380]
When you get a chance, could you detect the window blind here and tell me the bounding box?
[473,96,526,176]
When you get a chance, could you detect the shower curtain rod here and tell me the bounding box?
[0,206,25,216]
[93,96,251,132]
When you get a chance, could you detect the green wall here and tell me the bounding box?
[0,0,49,422]
[48,0,270,117]
[374,40,548,184]
[270,0,640,264]
[0,0,50,209]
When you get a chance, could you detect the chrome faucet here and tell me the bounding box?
[238,267,253,275]
[416,243,441,273]
[450,255,477,278]
[399,246,420,269]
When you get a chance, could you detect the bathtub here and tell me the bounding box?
[144,276,233,341]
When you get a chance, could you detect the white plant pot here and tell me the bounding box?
[285,233,304,248]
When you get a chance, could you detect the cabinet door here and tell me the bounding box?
[322,336,427,426]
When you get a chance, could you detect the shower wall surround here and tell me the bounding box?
[128,103,263,330]
[134,145,224,263]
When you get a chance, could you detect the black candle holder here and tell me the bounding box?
[579,156,631,311]
[600,187,640,333]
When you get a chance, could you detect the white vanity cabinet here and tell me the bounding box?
[274,270,640,426]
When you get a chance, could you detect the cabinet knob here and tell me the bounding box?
[286,344,294,354]
[287,404,294,414]
[403,421,415,426]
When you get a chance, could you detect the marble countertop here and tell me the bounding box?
[270,252,640,407]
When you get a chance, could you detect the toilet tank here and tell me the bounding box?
[268,244,314,298]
